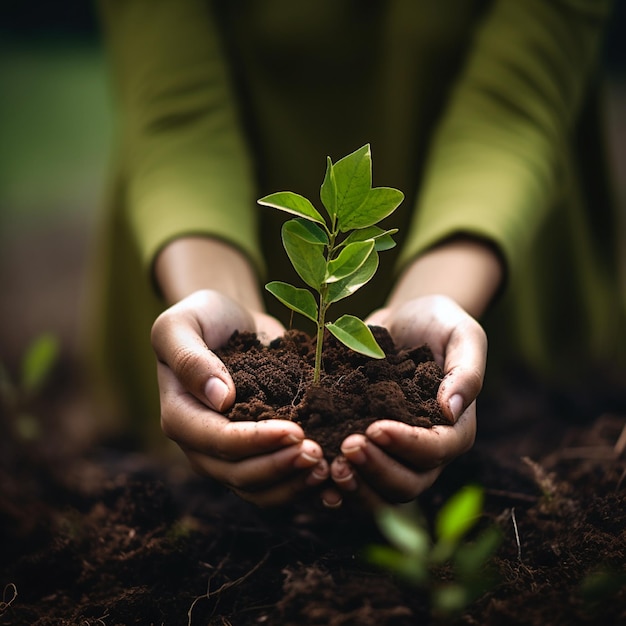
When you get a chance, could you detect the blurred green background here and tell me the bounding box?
[0,2,624,370]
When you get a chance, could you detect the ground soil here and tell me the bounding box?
[1,330,626,626]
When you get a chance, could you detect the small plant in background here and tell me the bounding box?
[366,485,502,618]
[579,567,626,608]
[0,332,59,441]
[258,143,404,383]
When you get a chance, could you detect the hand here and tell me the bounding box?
[328,295,485,509]
[151,289,329,507]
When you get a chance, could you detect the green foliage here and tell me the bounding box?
[259,144,403,383]
[367,485,502,619]
[580,568,626,606]
[0,333,60,441]
[20,332,60,394]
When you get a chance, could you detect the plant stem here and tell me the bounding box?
[313,289,327,384]
[313,229,336,384]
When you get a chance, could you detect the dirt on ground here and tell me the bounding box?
[1,330,626,626]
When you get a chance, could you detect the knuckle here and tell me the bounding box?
[150,311,173,350]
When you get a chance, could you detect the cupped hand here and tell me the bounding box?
[328,295,485,509]
[151,289,329,507]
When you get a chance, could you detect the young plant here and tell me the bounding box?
[366,485,502,617]
[0,332,60,441]
[258,144,404,383]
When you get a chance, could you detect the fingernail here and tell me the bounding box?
[342,445,367,465]
[281,432,304,446]
[306,466,328,485]
[322,494,343,509]
[204,377,229,412]
[449,394,464,421]
[333,472,357,491]
[368,427,391,446]
[333,469,354,484]
[300,451,320,465]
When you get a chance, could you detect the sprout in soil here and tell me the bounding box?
[258,143,404,384]
[367,485,503,617]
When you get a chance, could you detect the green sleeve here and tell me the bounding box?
[97,0,264,277]
[397,0,612,282]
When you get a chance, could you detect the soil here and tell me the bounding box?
[1,333,626,626]
[217,327,449,460]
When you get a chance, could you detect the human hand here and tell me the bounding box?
[151,289,329,507]
[327,295,485,509]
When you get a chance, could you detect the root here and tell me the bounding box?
[187,552,270,626]
[0,583,17,615]
[511,507,522,562]
[521,456,558,499]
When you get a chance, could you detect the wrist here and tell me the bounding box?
[154,236,265,310]
[389,236,504,319]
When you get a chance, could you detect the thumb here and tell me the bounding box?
[437,319,487,423]
[151,293,249,412]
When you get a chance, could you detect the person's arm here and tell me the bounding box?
[329,0,612,508]
[397,0,613,284]
[155,236,264,309]
[97,0,331,506]
[97,0,265,279]
[386,235,503,320]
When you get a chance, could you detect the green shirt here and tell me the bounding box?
[89,0,624,439]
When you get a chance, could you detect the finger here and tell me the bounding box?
[159,363,306,459]
[362,406,476,471]
[329,455,358,492]
[438,317,487,422]
[337,437,444,502]
[319,486,345,509]
[231,460,329,508]
[322,478,387,511]
[236,474,319,508]
[252,311,286,345]
[184,438,323,492]
[151,291,255,410]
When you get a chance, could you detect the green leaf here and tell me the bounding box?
[342,226,398,251]
[326,315,385,359]
[326,250,378,304]
[332,144,372,228]
[265,281,318,323]
[375,505,431,558]
[326,240,374,284]
[320,156,337,223]
[284,218,329,245]
[282,219,327,290]
[435,485,484,545]
[258,191,326,226]
[339,186,404,232]
[21,333,59,393]
[365,544,429,584]
[433,584,469,615]
[454,526,502,580]
[581,569,626,605]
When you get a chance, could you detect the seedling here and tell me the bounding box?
[0,332,59,440]
[367,485,502,617]
[258,144,404,383]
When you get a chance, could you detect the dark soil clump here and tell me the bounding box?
[218,327,448,458]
